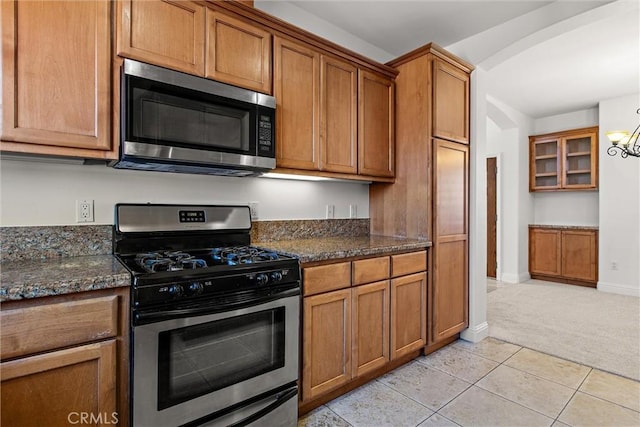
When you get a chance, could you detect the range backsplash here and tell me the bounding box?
[1,219,370,262]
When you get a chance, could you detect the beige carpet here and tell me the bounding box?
[487,279,640,381]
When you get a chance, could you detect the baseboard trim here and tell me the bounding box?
[597,281,640,297]
[460,321,489,343]
[501,272,531,284]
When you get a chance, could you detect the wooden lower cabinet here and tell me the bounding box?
[352,280,389,377]
[529,226,598,286]
[1,341,117,427]
[391,272,426,359]
[529,228,562,276]
[302,288,351,401]
[301,250,427,407]
[431,139,469,344]
[0,288,129,426]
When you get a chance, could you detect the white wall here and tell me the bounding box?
[0,158,369,226]
[533,108,599,134]
[461,67,489,343]
[531,108,599,226]
[486,96,534,283]
[597,93,640,297]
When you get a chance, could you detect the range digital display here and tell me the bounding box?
[179,210,206,223]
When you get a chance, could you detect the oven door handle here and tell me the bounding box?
[228,386,298,427]
[134,286,300,324]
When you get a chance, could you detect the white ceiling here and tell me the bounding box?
[282,0,640,119]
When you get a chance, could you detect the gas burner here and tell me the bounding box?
[211,247,280,266]
[135,251,208,273]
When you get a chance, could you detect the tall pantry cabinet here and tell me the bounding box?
[370,44,473,347]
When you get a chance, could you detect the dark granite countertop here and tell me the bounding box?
[255,235,432,264]
[529,224,599,231]
[0,234,431,301]
[0,255,130,302]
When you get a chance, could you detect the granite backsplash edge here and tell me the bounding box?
[1,219,371,262]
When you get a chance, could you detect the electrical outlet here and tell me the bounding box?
[611,261,618,270]
[76,199,94,223]
[326,204,335,219]
[349,204,358,219]
[248,202,259,220]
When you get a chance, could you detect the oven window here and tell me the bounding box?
[157,308,285,410]
[129,78,250,152]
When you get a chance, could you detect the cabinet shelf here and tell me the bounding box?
[566,169,591,175]
[535,154,557,160]
[535,172,558,177]
[566,151,591,157]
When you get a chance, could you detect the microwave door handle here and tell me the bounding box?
[134,287,299,324]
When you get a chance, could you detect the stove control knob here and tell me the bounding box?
[256,273,269,286]
[187,282,204,296]
[168,284,184,298]
[270,271,283,282]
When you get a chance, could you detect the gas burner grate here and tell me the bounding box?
[135,251,208,273]
[211,247,280,266]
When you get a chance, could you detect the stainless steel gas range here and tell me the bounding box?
[113,204,300,427]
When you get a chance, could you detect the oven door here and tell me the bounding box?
[132,288,299,427]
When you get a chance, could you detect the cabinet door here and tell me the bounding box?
[117,0,205,75]
[1,0,111,156]
[432,139,468,343]
[274,37,320,170]
[530,137,561,191]
[391,272,426,359]
[302,289,351,401]
[352,281,389,377]
[320,56,358,174]
[1,340,117,426]
[562,230,598,282]
[205,10,272,94]
[432,59,470,144]
[358,69,395,177]
[529,228,562,277]
[562,132,598,190]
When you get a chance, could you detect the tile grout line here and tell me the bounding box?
[324,404,354,427]
[554,367,593,425]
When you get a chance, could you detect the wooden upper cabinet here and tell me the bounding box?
[529,127,598,192]
[358,70,395,177]
[117,0,205,76]
[205,10,272,94]
[320,55,358,174]
[432,59,470,144]
[274,37,320,170]
[1,0,112,157]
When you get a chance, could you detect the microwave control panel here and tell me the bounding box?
[258,114,274,154]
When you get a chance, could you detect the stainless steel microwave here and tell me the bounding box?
[111,59,276,177]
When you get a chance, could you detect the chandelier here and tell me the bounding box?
[605,108,640,158]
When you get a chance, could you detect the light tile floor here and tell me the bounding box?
[298,338,640,427]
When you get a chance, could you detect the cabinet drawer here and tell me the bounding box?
[352,256,390,285]
[1,295,119,360]
[304,262,351,296]
[391,251,427,277]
